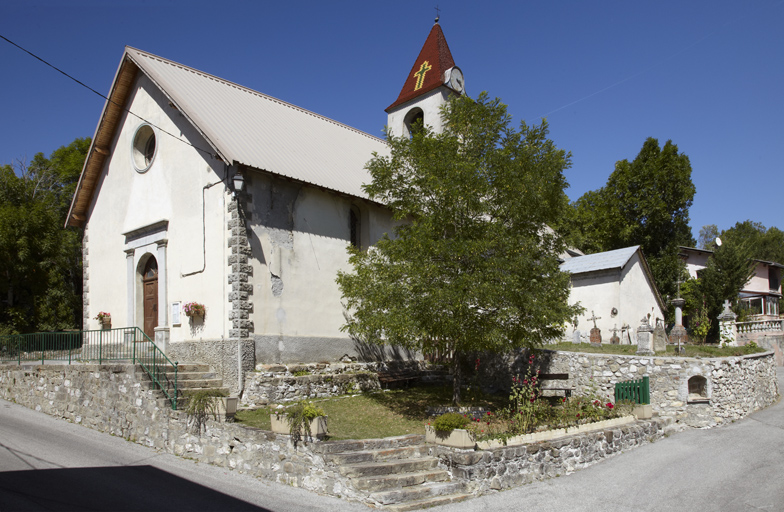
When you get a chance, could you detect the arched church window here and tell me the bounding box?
[350,205,360,248]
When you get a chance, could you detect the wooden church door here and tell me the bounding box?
[142,257,158,339]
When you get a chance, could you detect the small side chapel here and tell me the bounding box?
[66,22,466,379]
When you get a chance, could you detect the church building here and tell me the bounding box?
[66,22,466,379]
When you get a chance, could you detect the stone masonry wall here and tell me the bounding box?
[0,363,363,500]
[1,362,676,505]
[476,349,779,428]
[241,361,439,407]
[439,418,671,493]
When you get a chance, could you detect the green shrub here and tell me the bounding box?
[285,401,326,445]
[432,412,470,432]
[185,389,228,433]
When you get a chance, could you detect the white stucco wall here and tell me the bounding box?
[244,175,396,341]
[84,73,229,342]
[386,88,451,138]
[565,253,663,343]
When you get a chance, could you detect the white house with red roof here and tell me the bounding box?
[66,22,466,382]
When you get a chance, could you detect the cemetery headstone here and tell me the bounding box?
[636,316,654,356]
[652,318,668,353]
[610,324,620,345]
[588,310,602,345]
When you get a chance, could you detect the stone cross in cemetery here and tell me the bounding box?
[718,299,738,347]
[588,310,602,345]
[572,316,581,344]
[610,324,620,345]
[636,315,654,355]
[652,318,668,353]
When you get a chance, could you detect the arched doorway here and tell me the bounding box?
[142,256,158,339]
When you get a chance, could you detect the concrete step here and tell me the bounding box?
[324,444,429,465]
[339,458,438,478]
[178,387,231,397]
[174,379,225,389]
[354,468,449,492]
[371,481,466,505]
[384,493,473,511]
[315,435,425,455]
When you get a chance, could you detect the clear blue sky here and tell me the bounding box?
[2,0,782,239]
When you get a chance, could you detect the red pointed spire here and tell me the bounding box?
[385,23,456,112]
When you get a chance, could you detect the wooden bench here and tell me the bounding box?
[538,373,574,398]
[377,368,419,389]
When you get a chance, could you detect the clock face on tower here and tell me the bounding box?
[448,66,464,94]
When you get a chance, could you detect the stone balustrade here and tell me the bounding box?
[737,319,784,334]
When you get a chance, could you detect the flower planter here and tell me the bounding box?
[270,413,328,440]
[218,397,238,420]
[100,319,111,330]
[425,425,476,449]
[475,415,636,450]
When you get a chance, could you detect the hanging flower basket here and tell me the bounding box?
[183,302,206,319]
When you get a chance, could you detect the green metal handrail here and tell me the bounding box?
[614,376,650,405]
[0,327,178,410]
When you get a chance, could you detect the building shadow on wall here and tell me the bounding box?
[352,339,417,362]
[0,465,270,511]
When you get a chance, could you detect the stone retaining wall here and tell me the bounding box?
[438,418,671,492]
[476,349,779,428]
[241,360,441,407]
[0,363,361,500]
[1,362,681,505]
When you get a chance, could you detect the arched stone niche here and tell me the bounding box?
[687,375,710,403]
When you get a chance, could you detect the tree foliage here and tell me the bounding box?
[565,138,696,308]
[337,94,581,404]
[0,138,88,334]
[720,221,784,265]
[682,240,755,342]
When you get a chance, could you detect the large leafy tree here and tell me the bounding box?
[0,138,88,334]
[682,239,754,341]
[337,94,580,404]
[566,138,696,308]
[720,221,784,265]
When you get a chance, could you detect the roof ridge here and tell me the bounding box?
[127,46,386,145]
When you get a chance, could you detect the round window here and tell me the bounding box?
[132,124,157,172]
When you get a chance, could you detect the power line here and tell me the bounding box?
[0,34,218,160]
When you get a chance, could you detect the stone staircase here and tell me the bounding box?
[136,363,230,408]
[314,435,473,510]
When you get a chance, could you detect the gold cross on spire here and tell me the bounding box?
[414,61,432,91]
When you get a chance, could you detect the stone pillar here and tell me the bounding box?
[636,317,654,356]
[669,297,688,346]
[227,196,254,339]
[125,249,135,328]
[652,319,668,353]
[156,240,168,328]
[718,300,738,347]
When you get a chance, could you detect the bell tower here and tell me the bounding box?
[386,20,465,138]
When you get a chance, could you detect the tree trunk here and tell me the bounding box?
[452,351,462,405]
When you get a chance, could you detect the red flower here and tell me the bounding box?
[607,403,614,409]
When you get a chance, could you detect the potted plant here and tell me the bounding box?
[425,412,476,449]
[183,302,206,319]
[270,402,328,444]
[185,389,236,432]
[95,311,111,330]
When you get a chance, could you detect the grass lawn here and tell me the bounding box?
[546,342,766,358]
[234,384,506,440]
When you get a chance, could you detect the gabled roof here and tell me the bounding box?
[560,245,665,312]
[385,23,456,112]
[68,47,388,227]
[559,246,640,274]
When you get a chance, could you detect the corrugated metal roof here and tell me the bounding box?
[127,47,388,200]
[559,246,640,274]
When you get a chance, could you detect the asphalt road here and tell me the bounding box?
[0,400,368,512]
[2,370,782,512]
